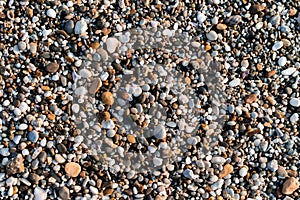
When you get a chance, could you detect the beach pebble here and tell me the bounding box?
[211,156,226,165]
[102,119,115,129]
[46,9,56,18]
[65,162,81,177]
[281,67,297,76]
[28,131,39,143]
[282,177,299,195]
[64,20,74,34]
[154,124,166,139]
[206,31,218,41]
[290,113,299,123]
[34,186,47,200]
[278,57,287,66]
[219,164,234,178]
[18,124,28,130]
[229,78,240,87]
[59,186,70,199]
[267,160,278,172]
[239,167,248,177]
[183,169,196,179]
[290,98,300,107]
[46,62,60,73]
[106,37,120,53]
[102,91,114,105]
[75,19,88,35]
[89,78,102,94]
[272,41,283,51]
[0,148,10,156]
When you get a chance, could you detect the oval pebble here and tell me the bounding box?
[278,57,287,66]
[272,41,283,51]
[206,31,218,41]
[229,78,240,87]
[281,67,296,76]
[290,98,300,107]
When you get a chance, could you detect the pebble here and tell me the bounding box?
[102,119,115,129]
[74,18,88,35]
[290,113,299,123]
[0,148,10,156]
[229,78,240,87]
[245,94,258,104]
[282,177,299,195]
[281,67,297,76]
[206,31,218,41]
[216,23,227,30]
[219,164,234,178]
[46,62,60,73]
[272,41,283,51]
[102,91,114,105]
[183,169,196,179]
[59,186,70,199]
[239,167,248,177]
[18,124,28,130]
[290,98,300,107]
[34,186,47,200]
[65,162,81,177]
[278,57,287,66]
[106,37,120,53]
[18,41,26,50]
[153,124,166,139]
[28,131,39,143]
[211,156,226,165]
[267,160,278,172]
[46,9,56,18]
[277,166,288,177]
[127,134,136,143]
[64,20,74,34]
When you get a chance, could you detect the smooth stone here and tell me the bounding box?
[290,98,300,107]
[0,148,10,156]
[183,169,196,179]
[211,156,226,165]
[206,31,218,41]
[34,186,47,200]
[79,69,92,78]
[64,20,74,34]
[197,12,206,23]
[46,9,56,18]
[282,177,299,195]
[18,41,27,50]
[272,41,283,51]
[14,108,22,116]
[89,78,102,94]
[75,18,88,35]
[281,67,296,76]
[28,131,39,143]
[71,104,80,113]
[290,113,299,123]
[75,86,88,96]
[153,157,163,166]
[154,124,166,139]
[239,167,248,177]
[59,186,70,199]
[106,37,120,53]
[46,62,59,73]
[229,78,240,87]
[102,119,115,129]
[18,124,28,130]
[65,162,81,177]
[219,164,234,178]
[267,160,278,172]
[278,57,287,66]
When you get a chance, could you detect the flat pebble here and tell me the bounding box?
[206,31,218,41]
[65,162,81,177]
[229,78,240,87]
[211,156,226,165]
[59,186,70,199]
[239,167,248,177]
[282,177,299,195]
[278,57,287,66]
[290,113,299,123]
[272,41,283,51]
[290,98,300,107]
[154,124,166,139]
[46,9,56,18]
[75,19,88,35]
[106,37,120,53]
[28,131,39,143]
[281,67,297,76]
[34,186,47,200]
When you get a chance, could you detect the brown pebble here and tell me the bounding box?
[256,63,263,71]
[46,62,60,73]
[266,96,276,105]
[65,162,81,177]
[205,43,211,51]
[288,8,297,17]
[245,94,258,104]
[47,113,56,121]
[89,78,101,94]
[282,177,299,195]
[103,188,114,195]
[216,23,227,30]
[127,134,136,143]
[267,70,276,78]
[6,155,25,175]
[281,39,291,47]
[26,8,33,18]
[41,86,51,91]
[90,42,100,49]
[219,163,234,178]
[250,4,265,14]
[102,91,114,106]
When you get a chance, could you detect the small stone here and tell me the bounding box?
[206,31,218,41]
[106,37,120,53]
[278,57,287,66]
[153,157,163,166]
[64,20,75,34]
[79,69,92,78]
[277,166,288,177]
[272,41,283,51]
[229,78,240,87]
[34,186,47,200]
[127,134,136,143]
[18,123,28,130]
[89,78,102,94]
[102,119,115,129]
[216,23,227,30]
[59,186,70,199]
[75,87,87,96]
[90,42,100,49]
[46,62,59,73]
[282,177,299,195]
[267,70,277,78]
[90,186,99,195]
[46,9,56,18]
[290,113,299,123]
[6,155,24,175]
[282,39,291,47]
[281,67,297,76]
[102,91,114,105]
[47,113,56,121]
[211,156,226,165]
[28,131,39,143]
[18,41,26,50]
[245,94,258,104]
[55,154,66,164]
[75,18,88,35]
[65,162,81,177]
[154,124,166,139]
[197,12,206,23]
[219,164,234,178]
[288,8,297,17]
[267,160,278,172]
[290,98,300,107]
[239,167,248,177]
[183,169,196,179]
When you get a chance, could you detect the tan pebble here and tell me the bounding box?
[103,188,114,195]
[90,42,100,49]
[266,96,276,105]
[26,8,33,17]
[89,78,101,94]
[127,134,136,143]
[185,77,191,85]
[217,196,223,200]
[205,43,211,51]
[102,91,114,106]
[46,62,60,73]
[219,163,234,178]
[256,63,263,71]
[13,186,18,194]
[277,166,288,177]
[216,23,227,30]
[41,86,51,91]
[99,111,111,121]
[281,39,291,47]
[245,94,258,104]
[65,162,81,177]
[287,170,298,177]
[102,28,111,35]
[267,70,276,78]
[282,177,299,195]
[47,113,56,121]
[288,8,297,17]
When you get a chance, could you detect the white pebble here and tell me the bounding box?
[290,113,299,123]
[272,41,283,51]
[278,57,287,66]
[46,9,56,18]
[229,78,240,87]
[106,37,120,53]
[239,167,248,177]
[290,98,300,107]
[206,31,218,41]
[34,186,47,200]
[281,67,297,76]
[74,18,88,35]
